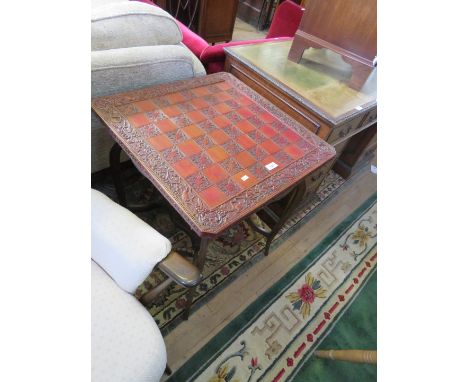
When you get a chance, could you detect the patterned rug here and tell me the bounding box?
[93,169,345,332]
[168,194,377,382]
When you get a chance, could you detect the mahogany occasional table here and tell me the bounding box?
[92,73,335,315]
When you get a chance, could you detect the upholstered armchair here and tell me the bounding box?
[91,189,201,382]
[91,0,206,173]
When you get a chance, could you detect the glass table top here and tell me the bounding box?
[225,40,377,124]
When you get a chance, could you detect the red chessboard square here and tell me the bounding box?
[214,103,231,114]
[283,129,301,143]
[209,129,230,145]
[260,125,277,138]
[259,112,277,124]
[157,119,178,133]
[217,82,233,91]
[237,108,254,119]
[237,120,255,133]
[191,98,210,109]
[217,92,232,102]
[178,140,202,157]
[235,151,256,168]
[166,93,185,104]
[284,145,305,160]
[173,158,198,178]
[199,185,228,208]
[237,135,256,150]
[127,113,151,128]
[212,115,231,128]
[182,124,204,139]
[206,146,229,163]
[148,135,172,151]
[134,100,156,112]
[161,105,182,117]
[232,170,257,189]
[203,163,229,184]
[260,140,281,154]
[187,110,206,123]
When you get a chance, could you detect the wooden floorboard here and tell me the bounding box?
[163,166,377,375]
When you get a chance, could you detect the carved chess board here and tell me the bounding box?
[92,73,335,236]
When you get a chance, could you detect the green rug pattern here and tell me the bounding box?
[168,194,377,382]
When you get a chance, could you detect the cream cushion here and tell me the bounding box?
[91,189,171,294]
[92,1,182,51]
[91,260,166,382]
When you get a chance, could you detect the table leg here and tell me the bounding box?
[109,143,127,207]
[182,236,209,320]
[263,180,307,256]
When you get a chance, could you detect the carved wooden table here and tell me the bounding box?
[225,40,377,179]
[92,72,335,284]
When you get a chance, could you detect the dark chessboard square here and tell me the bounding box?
[157,119,178,133]
[187,110,207,123]
[138,124,161,138]
[206,146,229,163]
[220,157,242,175]
[200,107,219,119]
[248,103,265,114]
[128,113,151,128]
[232,169,257,189]
[172,115,192,128]
[272,134,289,147]
[296,139,315,152]
[214,103,232,114]
[172,158,198,178]
[237,135,256,150]
[179,90,194,101]
[117,103,139,116]
[161,146,184,164]
[191,98,210,109]
[146,110,167,122]
[161,105,182,118]
[209,129,230,145]
[148,135,172,151]
[152,97,171,108]
[248,145,269,160]
[260,140,281,154]
[247,130,267,144]
[203,163,229,184]
[274,150,293,166]
[225,99,240,109]
[225,111,242,124]
[133,100,156,112]
[191,86,211,97]
[178,140,202,157]
[259,125,277,138]
[235,151,256,168]
[207,84,222,93]
[261,155,282,173]
[165,129,188,144]
[284,145,305,160]
[222,140,243,156]
[195,134,215,150]
[218,178,241,197]
[237,120,255,133]
[190,151,213,170]
[197,119,218,133]
[248,115,264,128]
[212,115,231,128]
[177,102,195,113]
[166,93,186,104]
[203,95,219,105]
[248,163,269,180]
[199,186,228,209]
[224,124,242,139]
[271,120,288,132]
[182,124,204,139]
[283,129,301,143]
[185,172,210,192]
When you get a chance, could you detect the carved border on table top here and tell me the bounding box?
[224,42,377,126]
[92,73,336,236]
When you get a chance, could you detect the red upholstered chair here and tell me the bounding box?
[136,0,304,74]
